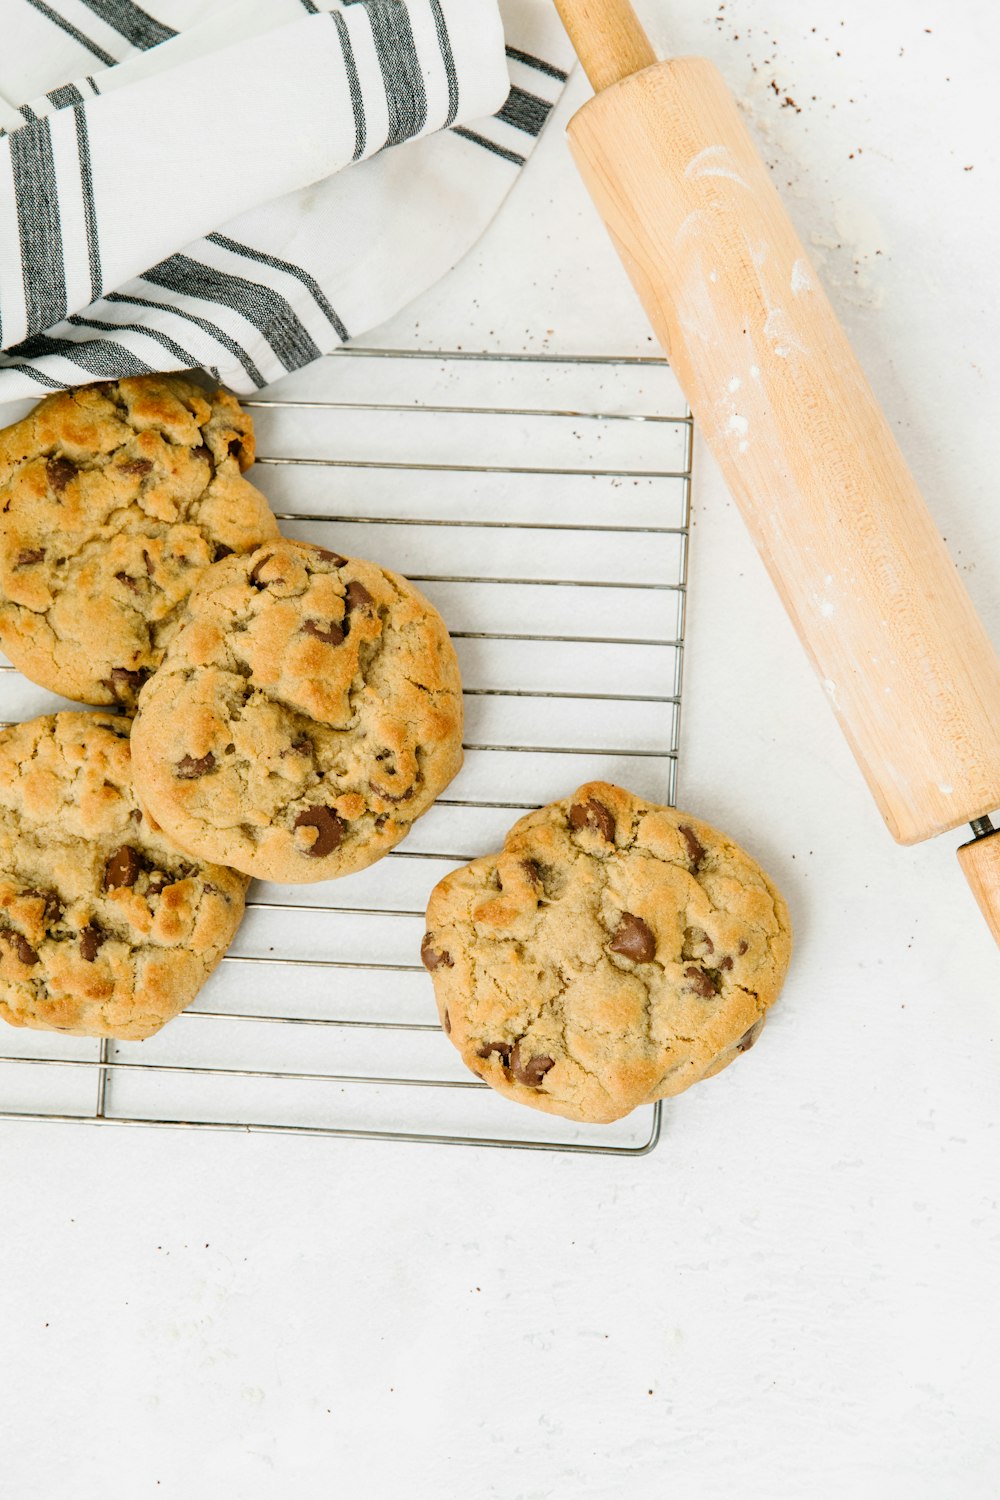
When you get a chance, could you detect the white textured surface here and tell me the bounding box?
[2,2,999,1495]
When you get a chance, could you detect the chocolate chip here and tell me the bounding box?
[609,912,656,963]
[4,931,39,966]
[344,581,374,612]
[311,546,347,565]
[443,1009,451,1034]
[115,571,140,593]
[293,806,344,858]
[568,798,616,843]
[420,933,453,971]
[105,846,141,889]
[107,667,147,697]
[227,439,243,459]
[46,456,76,493]
[302,619,345,646]
[719,956,734,971]
[143,550,155,577]
[176,752,216,779]
[684,965,721,999]
[290,736,312,756]
[738,939,749,956]
[146,872,170,897]
[476,1041,512,1066]
[24,888,63,925]
[736,1018,765,1053]
[213,544,234,562]
[510,1042,555,1088]
[16,548,45,566]
[371,782,413,805]
[682,925,714,957]
[679,824,706,873]
[79,925,105,962]
[119,458,153,477]
[248,554,284,588]
[521,859,542,888]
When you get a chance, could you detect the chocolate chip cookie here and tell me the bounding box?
[0,375,279,709]
[422,782,792,1123]
[130,539,464,883]
[0,712,247,1040]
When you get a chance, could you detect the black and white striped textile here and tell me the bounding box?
[0,0,573,400]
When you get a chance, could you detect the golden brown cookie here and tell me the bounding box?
[422,782,792,1123]
[0,713,247,1040]
[130,538,464,883]
[0,375,279,709]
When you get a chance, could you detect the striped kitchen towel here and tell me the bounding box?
[0,0,573,401]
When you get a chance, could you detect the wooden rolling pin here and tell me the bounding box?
[551,0,1000,948]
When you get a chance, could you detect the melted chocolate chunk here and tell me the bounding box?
[115,571,141,593]
[302,619,345,647]
[443,1009,451,1034]
[719,955,734,972]
[684,965,721,999]
[371,782,413,805]
[344,580,373,612]
[79,925,106,962]
[609,912,656,963]
[737,939,749,956]
[420,933,453,971]
[568,798,616,843]
[248,554,282,588]
[293,806,345,858]
[16,548,45,566]
[4,931,39,966]
[176,752,216,779]
[510,1042,555,1088]
[105,846,141,890]
[736,1018,765,1053]
[227,438,243,460]
[476,1041,512,1067]
[24,889,63,925]
[46,456,76,493]
[311,546,347,566]
[119,458,153,478]
[521,859,543,888]
[146,872,170,897]
[107,667,147,697]
[678,824,706,873]
[214,544,234,562]
[682,925,714,959]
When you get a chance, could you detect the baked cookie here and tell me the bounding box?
[130,539,464,883]
[0,375,279,709]
[0,712,247,1041]
[422,782,792,1123]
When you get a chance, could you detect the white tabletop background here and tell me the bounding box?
[2,1,998,1495]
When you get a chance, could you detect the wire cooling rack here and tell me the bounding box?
[0,347,693,1153]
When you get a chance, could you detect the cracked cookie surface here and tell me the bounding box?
[0,712,248,1040]
[422,782,792,1123]
[130,539,464,883]
[0,375,279,709]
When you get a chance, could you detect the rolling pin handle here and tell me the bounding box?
[957,820,1000,950]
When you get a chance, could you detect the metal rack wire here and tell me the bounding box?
[0,347,693,1153]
